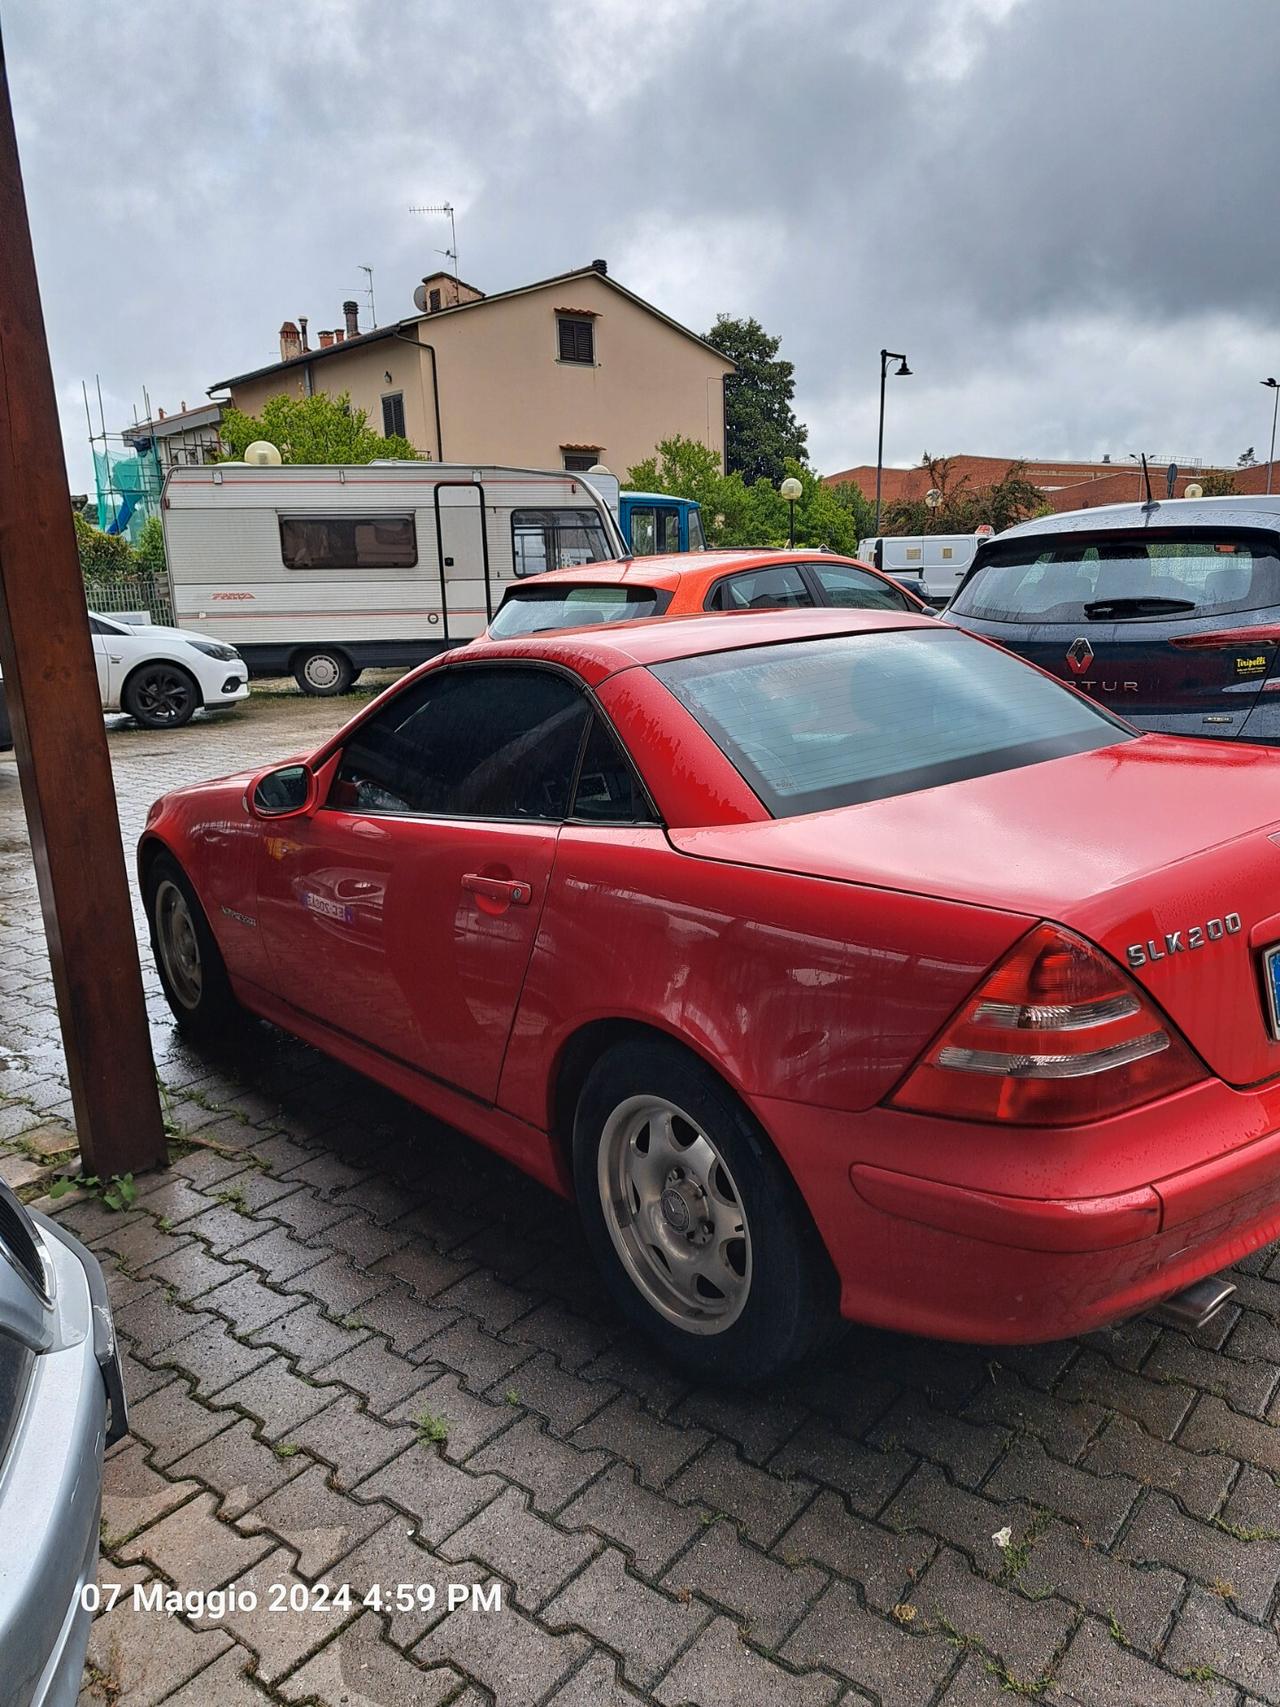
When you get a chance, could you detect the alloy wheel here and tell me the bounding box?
[154,879,203,1010]
[133,668,193,724]
[597,1094,752,1333]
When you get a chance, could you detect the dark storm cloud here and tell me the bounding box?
[4,0,1278,487]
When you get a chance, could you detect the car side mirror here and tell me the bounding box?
[249,763,314,818]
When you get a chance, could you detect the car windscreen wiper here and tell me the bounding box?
[1082,596,1197,620]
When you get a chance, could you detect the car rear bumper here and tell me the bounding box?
[0,1213,125,1707]
[758,1083,1280,1343]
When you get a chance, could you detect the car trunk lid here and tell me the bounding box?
[669,735,1280,1087]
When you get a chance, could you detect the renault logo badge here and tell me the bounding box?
[1066,637,1094,674]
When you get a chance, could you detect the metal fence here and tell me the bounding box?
[82,573,173,627]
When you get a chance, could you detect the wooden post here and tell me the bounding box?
[0,24,166,1176]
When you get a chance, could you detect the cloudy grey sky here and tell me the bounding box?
[6,0,1280,493]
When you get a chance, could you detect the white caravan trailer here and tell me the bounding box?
[161,462,628,693]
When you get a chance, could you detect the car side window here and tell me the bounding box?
[807,562,912,612]
[708,566,815,612]
[571,715,657,824]
[329,667,590,820]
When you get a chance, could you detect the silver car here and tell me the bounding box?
[0,1179,127,1707]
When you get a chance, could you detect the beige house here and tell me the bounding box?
[211,262,735,477]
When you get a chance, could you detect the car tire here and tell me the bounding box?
[572,1036,842,1384]
[293,649,354,696]
[122,663,200,729]
[144,851,241,1035]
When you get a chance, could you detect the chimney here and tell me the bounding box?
[334,329,345,343]
[157,407,166,420]
[298,316,310,351]
[591,258,608,275]
[342,299,360,338]
[279,320,302,360]
[180,400,187,411]
[318,329,335,349]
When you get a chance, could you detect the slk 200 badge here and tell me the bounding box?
[1126,912,1241,969]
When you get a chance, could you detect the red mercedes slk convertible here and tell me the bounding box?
[139,608,1280,1380]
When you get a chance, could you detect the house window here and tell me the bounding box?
[381,393,406,438]
[279,514,417,570]
[562,451,599,472]
[557,316,595,364]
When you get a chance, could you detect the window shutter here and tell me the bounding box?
[557,317,594,363]
[382,394,405,438]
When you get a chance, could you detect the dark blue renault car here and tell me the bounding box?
[945,496,1280,744]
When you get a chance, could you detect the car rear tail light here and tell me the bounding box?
[889,922,1204,1125]
[1170,626,1280,651]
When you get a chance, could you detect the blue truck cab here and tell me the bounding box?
[618,492,706,555]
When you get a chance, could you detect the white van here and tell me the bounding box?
[162,463,627,693]
[857,532,990,607]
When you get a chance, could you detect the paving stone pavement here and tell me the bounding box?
[2,692,1279,1706]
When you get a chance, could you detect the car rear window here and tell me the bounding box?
[953,530,1280,623]
[651,629,1129,815]
[489,583,667,638]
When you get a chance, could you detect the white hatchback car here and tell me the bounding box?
[88,612,249,729]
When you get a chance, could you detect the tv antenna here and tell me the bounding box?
[410,201,458,280]
[351,264,376,328]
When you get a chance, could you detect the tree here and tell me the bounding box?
[74,511,133,577]
[708,314,808,484]
[882,454,1044,535]
[219,390,421,464]
[133,514,167,576]
[625,439,872,553]
[1199,469,1238,496]
[1238,447,1257,468]
[626,435,725,519]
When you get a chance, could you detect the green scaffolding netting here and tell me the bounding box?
[93,444,162,544]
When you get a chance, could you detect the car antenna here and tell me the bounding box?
[1140,453,1155,508]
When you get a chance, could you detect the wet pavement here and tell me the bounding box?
[0,682,1277,1706]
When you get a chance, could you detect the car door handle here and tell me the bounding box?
[462,873,532,906]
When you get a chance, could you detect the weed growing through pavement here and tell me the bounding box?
[415,1411,449,1446]
[49,1172,137,1211]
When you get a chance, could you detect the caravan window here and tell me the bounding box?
[280,514,417,570]
[512,509,611,577]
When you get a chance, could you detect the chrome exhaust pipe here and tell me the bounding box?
[1150,1277,1236,1331]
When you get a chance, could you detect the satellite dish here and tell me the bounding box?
[244,440,283,467]
[1184,482,1204,499]
[413,283,430,312]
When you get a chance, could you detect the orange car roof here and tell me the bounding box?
[466,606,938,685]
[512,549,878,592]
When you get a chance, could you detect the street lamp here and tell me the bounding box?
[780,475,802,546]
[1263,378,1279,495]
[874,349,911,536]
